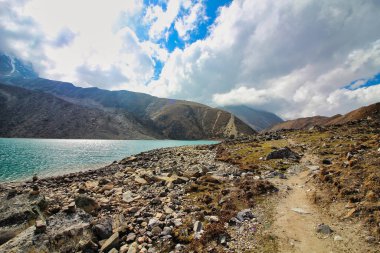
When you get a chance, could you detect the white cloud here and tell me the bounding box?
[144,0,181,40]
[144,0,207,41]
[175,1,206,40]
[214,39,380,119]
[326,85,380,114]
[151,0,380,119]
[21,0,152,90]
[0,0,170,92]
[1,0,380,120]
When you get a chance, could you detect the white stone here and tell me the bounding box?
[291,208,311,214]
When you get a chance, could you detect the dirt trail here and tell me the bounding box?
[269,153,375,253]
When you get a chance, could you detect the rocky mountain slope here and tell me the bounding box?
[220,105,283,131]
[0,84,160,139]
[0,54,256,139]
[268,102,380,131]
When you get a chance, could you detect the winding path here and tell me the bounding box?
[269,151,376,252]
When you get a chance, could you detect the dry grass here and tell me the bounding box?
[288,120,380,238]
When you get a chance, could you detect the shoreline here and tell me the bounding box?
[0,140,220,184]
[0,142,236,252]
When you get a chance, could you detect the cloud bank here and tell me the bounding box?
[0,0,380,119]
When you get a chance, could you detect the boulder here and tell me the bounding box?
[0,192,44,227]
[316,224,333,234]
[122,191,140,203]
[266,147,300,161]
[35,220,46,234]
[75,195,99,213]
[78,239,98,253]
[172,177,188,184]
[0,230,16,245]
[236,209,255,222]
[0,210,93,253]
[322,159,332,165]
[93,219,113,240]
[134,177,148,185]
[100,232,119,253]
[63,202,76,214]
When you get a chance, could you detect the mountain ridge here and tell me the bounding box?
[0,54,256,139]
[220,105,283,131]
[0,83,161,139]
[268,102,380,131]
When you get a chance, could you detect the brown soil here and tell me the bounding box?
[269,153,378,253]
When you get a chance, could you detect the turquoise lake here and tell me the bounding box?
[0,138,218,182]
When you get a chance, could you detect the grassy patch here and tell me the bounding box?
[216,139,292,172]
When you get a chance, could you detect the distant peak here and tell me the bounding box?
[0,53,38,79]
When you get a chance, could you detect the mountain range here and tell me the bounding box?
[2,54,376,139]
[0,54,259,139]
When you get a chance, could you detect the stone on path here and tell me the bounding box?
[316,224,333,234]
[291,208,311,214]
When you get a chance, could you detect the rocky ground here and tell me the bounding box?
[0,119,379,253]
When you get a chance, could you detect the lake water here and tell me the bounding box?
[0,138,218,182]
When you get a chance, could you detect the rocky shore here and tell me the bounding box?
[1,119,379,253]
[0,134,282,253]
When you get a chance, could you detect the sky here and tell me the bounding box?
[0,0,380,119]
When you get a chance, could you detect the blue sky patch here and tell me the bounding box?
[346,72,380,90]
[140,0,233,81]
[164,0,233,52]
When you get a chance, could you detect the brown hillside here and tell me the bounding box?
[269,102,380,131]
[148,100,257,139]
[326,102,380,125]
[0,83,161,139]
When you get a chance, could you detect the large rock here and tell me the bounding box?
[93,218,113,240]
[100,232,119,253]
[75,195,99,213]
[134,177,148,185]
[0,210,93,253]
[0,230,17,245]
[0,192,45,227]
[266,147,300,161]
[122,191,140,203]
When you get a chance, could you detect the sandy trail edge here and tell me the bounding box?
[269,153,376,253]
